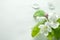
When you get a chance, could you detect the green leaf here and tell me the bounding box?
[52,25,60,39]
[33,10,45,18]
[57,18,60,23]
[31,22,40,37]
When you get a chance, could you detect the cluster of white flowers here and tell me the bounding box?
[36,13,60,36]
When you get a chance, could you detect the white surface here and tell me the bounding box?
[0,0,60,40]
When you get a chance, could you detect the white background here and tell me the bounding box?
[0,0,60,40]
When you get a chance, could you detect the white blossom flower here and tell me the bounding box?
[48,13,59,29]
[36,13,59,37]
[39,24,52,36]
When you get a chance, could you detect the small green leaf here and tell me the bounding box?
[31,25,40,37]
[31,22,40,37]
[33,10,45,18]
[57,18,60,23]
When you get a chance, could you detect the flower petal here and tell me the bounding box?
[50,22,59,29]
[39,25,45,29]
[36,16,47,22]
[39,25,50,36]
[45,21,51,27]
[45,22,52,32]
[48,13,58,22]
[43,31,48,36]
[47,26,52,32]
